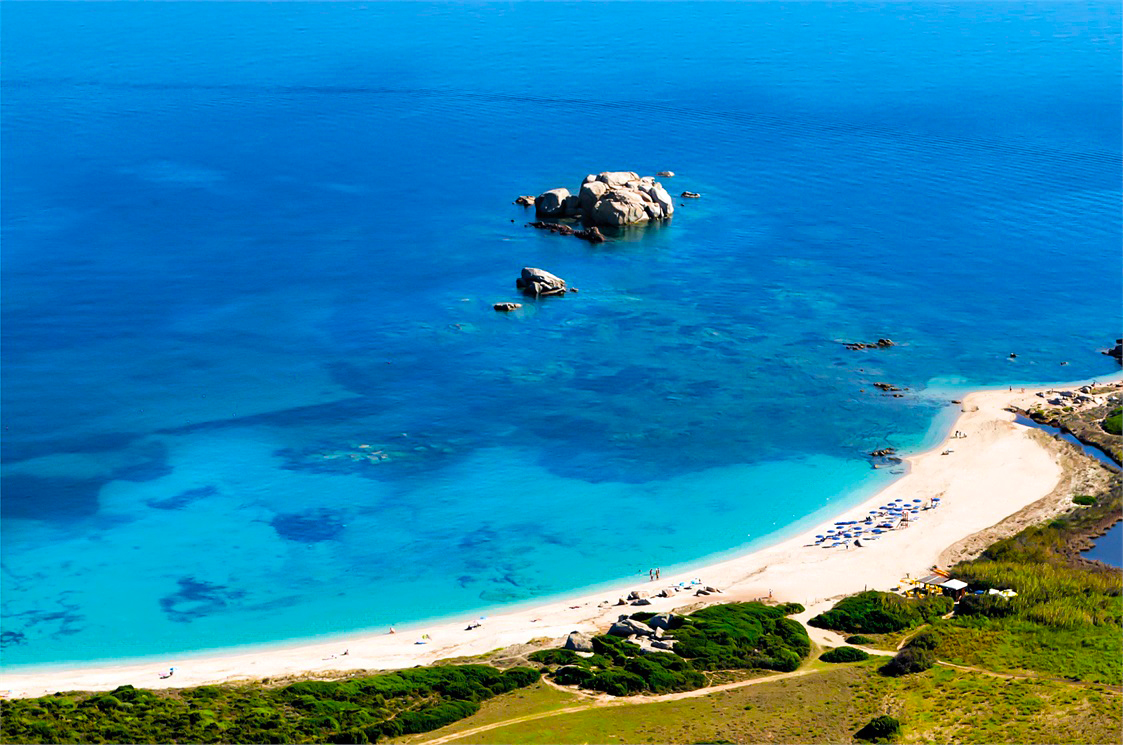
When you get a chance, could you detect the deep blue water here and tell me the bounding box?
[1084,521,1122,568]
[2,1,1120,668]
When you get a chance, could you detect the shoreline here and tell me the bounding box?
[2,375,1119,699]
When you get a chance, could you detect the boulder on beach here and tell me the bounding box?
[648,613,677,630]
[609,617,655,638]
[563,631,595,652]
[516,267,568,297]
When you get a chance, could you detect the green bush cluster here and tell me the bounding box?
[880,647,934,677]
[1103,407,1121,436]
[844,634,874,645]
[538,603,810,696]
[855,714,901,742]
[808,591,951,633]
[0,665,540,744]
[1073,495,1097,506]
[819,646,869,663]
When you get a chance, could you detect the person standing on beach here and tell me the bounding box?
[655,568,661,580]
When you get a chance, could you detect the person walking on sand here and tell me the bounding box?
[655,568,661,580]
[648,569,654,581]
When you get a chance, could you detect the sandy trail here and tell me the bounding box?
[2,379,1118,699]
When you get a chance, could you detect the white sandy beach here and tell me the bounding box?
[2,379,1119,699]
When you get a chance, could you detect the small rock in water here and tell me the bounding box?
[493,302,522,312]
[514,195,535,206]
[681,191,701,198]
[516,267,568,297]
[657,171,675,177]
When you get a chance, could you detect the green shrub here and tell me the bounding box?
[1103,407,1121,436]
[880,647,934,677]
[775,602,805,615]
[820,646,869,663]
[553,665,596,687]
[845,634,874,645]
[1073,495,1097,506]
[855,714,901,742]
[905,630,940,650]
[588,670,647,696]
[808,591,950,633]
[396,700,480,735]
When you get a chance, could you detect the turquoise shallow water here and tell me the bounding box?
[2,1,1120,668]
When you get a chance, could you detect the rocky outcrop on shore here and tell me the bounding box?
[534,171,675,227]
[1105,339,1122,364]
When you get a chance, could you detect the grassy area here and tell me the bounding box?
[932,617,1122,685]
[452,664,883,744]
[439,662,1119,745]
[390,682,585,745]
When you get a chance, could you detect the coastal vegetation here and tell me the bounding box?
[854,714,900,742]
[0,665,539,744]
[529,603,810,696]
[1104,406,1121,435]
[807,591,951,634]
[934,488,1123,685]
[819,646,870,663]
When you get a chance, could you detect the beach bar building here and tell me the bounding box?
[918,574,968,600]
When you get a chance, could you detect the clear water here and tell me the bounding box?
[2,1,1120,668]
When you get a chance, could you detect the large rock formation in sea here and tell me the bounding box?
[535,171,675,227]
[516,267,568,297]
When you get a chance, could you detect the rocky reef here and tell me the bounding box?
[534,171,675,227]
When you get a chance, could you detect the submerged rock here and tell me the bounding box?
[846,338,896,350]
[1105,339,1122,363]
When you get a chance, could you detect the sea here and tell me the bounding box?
[2,1,1120,669]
